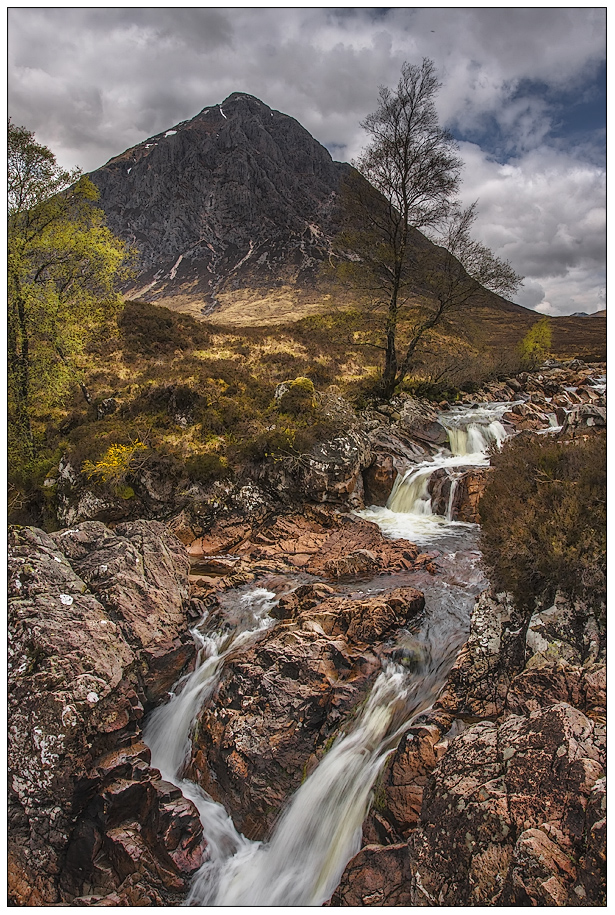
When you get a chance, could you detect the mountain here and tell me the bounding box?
[89,92,355,322]
[90,92,586,336]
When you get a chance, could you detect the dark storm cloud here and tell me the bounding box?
[8,7,605,315]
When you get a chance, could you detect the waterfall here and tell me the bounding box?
[140,400,509,906]
[360,401,512,544]
[182,580,474,907]
[191,661,437,907]
[445,418,507,456]
[446,478,459,521]
[144,588,278,884]
[387,466,434,515]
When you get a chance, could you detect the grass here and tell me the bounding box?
[8,295,606,527]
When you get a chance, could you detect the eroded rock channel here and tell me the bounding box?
[8,363,606,906]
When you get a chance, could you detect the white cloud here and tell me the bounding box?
[456,142,605,315]
[7,7,605,316]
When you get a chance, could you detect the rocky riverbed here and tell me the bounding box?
[8,360,606,906]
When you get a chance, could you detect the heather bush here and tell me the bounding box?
[479,432,606,611]
[184,452,231,483]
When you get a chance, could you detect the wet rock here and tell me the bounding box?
[187,587,424,839]
[427,466,491,523]
[426,467,452,517]
[328,843,413,906]
[450,467,492,523]
[190,508,424,581]
[399,398,449,445]
[8,522,197,905]
[363,452,398,506]
[366,722,449,842]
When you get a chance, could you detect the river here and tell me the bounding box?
[143,401,511,905]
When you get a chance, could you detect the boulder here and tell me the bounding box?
[449,467,492,523]
[8,522,201,905]
[363,452,398,506]
[426,466,491,523]
[328,843,413,906]
[560,404,606,438]
[409,704,605,906]
[186,586,425,839]
[255,430,372,508]
[399,399,449,445]
[189,508,427,581]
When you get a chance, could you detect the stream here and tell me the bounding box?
[143,401,514,905]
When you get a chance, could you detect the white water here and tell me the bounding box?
[142,401,506,906]
[144,588,277,883]
[181,571,476,907]
[360,401,511,545]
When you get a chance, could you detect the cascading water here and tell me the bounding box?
[142,400,506,906]
[362,401,513,543]
[144,588,278,882]
[176,571,478,907]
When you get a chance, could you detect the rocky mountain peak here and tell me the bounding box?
[89,92,349,318]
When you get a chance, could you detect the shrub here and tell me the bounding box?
[276,377,316,416]
[82,441,147,489]
[119,300,211,356]
[479,432,606,611]
[184,452,231,483]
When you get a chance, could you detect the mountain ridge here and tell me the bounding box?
[90,92,355,320]
[89,92,543,326]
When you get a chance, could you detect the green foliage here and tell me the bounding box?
[8,119,130,467]
[479,433,606,611]
[518,317,552,369]
[184,452,231,484]
[277,377,316,416]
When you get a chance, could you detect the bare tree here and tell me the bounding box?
[340,59,523,398]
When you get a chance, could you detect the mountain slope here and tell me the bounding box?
[90,92,354,320]
[89,92,541,328]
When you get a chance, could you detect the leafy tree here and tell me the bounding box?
[340,59,522,398]
[8,119,130,463]
[518,316,552,369]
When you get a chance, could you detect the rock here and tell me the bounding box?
[186,587,424,839]
[364,722,450,842]
[434,589,526,720]
[8,522,198,905]
[328,843,413,906]
[426,467,452,516]
[560,404,606,438]
[399,398,449,445]
[409,704,605,906]
[504,592,606,721]
[426,466,491,523]
[257,429,372,507]
[449,467,492,523]
[363,452,398,506]
[192,507,424,581]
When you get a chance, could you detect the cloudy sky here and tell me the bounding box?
[8,6,606,316]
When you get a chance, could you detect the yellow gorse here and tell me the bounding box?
[82,441,146,485]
